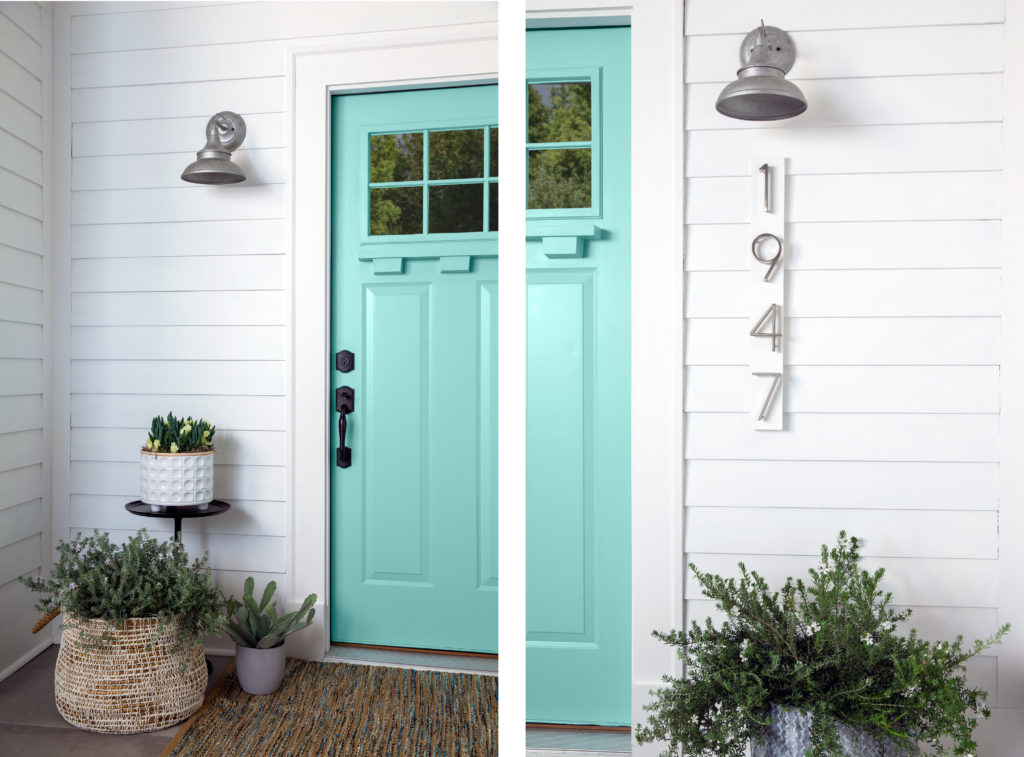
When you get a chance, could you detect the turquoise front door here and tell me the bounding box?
[330,86,498,653]
[526,27,632,725]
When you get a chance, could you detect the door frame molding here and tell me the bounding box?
[288,22,498,659]
[526,3,685,750]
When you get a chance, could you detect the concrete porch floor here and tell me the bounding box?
[0,645,232,757]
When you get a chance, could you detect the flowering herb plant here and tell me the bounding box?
[20,530,223,655]
[143,411,215,454]
[635,532,1009,757]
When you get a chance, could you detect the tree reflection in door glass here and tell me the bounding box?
[528,82,591,143]
[370,186,423,235]
[370,133,423,182]
[430,184,484,233]
[528,148,592,209]
[490,128,499,177]
[429,129,484,180]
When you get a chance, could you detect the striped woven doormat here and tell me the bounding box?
[161,659,497,756]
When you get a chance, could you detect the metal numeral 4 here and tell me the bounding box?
[750,303,782,352]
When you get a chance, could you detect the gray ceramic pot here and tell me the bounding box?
[235,643,286,695]
[751,704,911,757]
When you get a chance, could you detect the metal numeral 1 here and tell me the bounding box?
[750,303,781,352]
[759,163,771,214]
[752,372,782,422]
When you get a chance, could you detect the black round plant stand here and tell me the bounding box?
[124,500,231,676]
[124,500,230,542]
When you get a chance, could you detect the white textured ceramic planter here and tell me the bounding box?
[140,450,215,509]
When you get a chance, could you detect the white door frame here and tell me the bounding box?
[288,22,498,659]
[528,2,686,751]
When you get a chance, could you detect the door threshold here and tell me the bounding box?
[325,644,497,676]
[526,726,631,755]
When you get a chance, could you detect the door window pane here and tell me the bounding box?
[370,187,423,235]
[490,128,499,177]
[429,129,485,180]
[489,184,498,231]
[528,149,591,209]
[528,83,591,143]
[429,184,484,233]
[370,133,423,182]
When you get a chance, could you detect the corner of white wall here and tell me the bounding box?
[998,0,1024,711]
[48,0,73,649]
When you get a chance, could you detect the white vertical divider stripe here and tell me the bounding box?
[630,1,685,754]
[999,0,1024,709]
[499,2,525,753]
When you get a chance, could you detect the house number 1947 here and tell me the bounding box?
[749,158,786,430]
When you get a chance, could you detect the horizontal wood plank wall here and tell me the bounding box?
[0,0,50,681]
[682,0,1015,744]
[62,2,498,626]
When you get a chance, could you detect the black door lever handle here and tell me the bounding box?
[336,386,354,468]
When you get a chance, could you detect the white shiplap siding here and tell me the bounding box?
[59,1,498,642]
[0,1,50,680]
[683,0,1012,741]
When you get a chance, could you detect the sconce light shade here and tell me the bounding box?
[181,111,247,184]
[716,24,807,121]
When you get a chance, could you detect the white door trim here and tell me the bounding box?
[288,22,498,659]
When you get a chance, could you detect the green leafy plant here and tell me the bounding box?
[223,577,316,649]
[636,532,1009,757]
[20,529,223,655]
[143,411,215,454]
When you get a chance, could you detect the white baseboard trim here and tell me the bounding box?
[0,639,53,684]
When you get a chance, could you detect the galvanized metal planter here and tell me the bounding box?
[751,704,911,757]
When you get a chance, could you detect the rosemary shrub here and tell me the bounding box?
[143,411,215,454]
[20,530,223,656]
[636,532,1009,757]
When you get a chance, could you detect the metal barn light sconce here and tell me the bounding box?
[716,22,807,121]
[181,111,247,184]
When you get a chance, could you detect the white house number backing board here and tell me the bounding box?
[749,157,785,430]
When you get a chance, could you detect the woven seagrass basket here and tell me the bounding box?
[55,614,207,733]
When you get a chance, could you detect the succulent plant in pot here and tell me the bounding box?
[140,411,216,511]
[223,577,317,695]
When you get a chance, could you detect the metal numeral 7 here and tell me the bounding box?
[752,372,782,422]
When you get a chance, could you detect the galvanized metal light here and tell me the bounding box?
[181,111,247,184]
[716,22,807,121]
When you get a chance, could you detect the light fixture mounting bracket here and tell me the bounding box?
[739,25,796,73]
[206,111,246,153]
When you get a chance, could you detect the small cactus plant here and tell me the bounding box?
[223,577,316,649]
